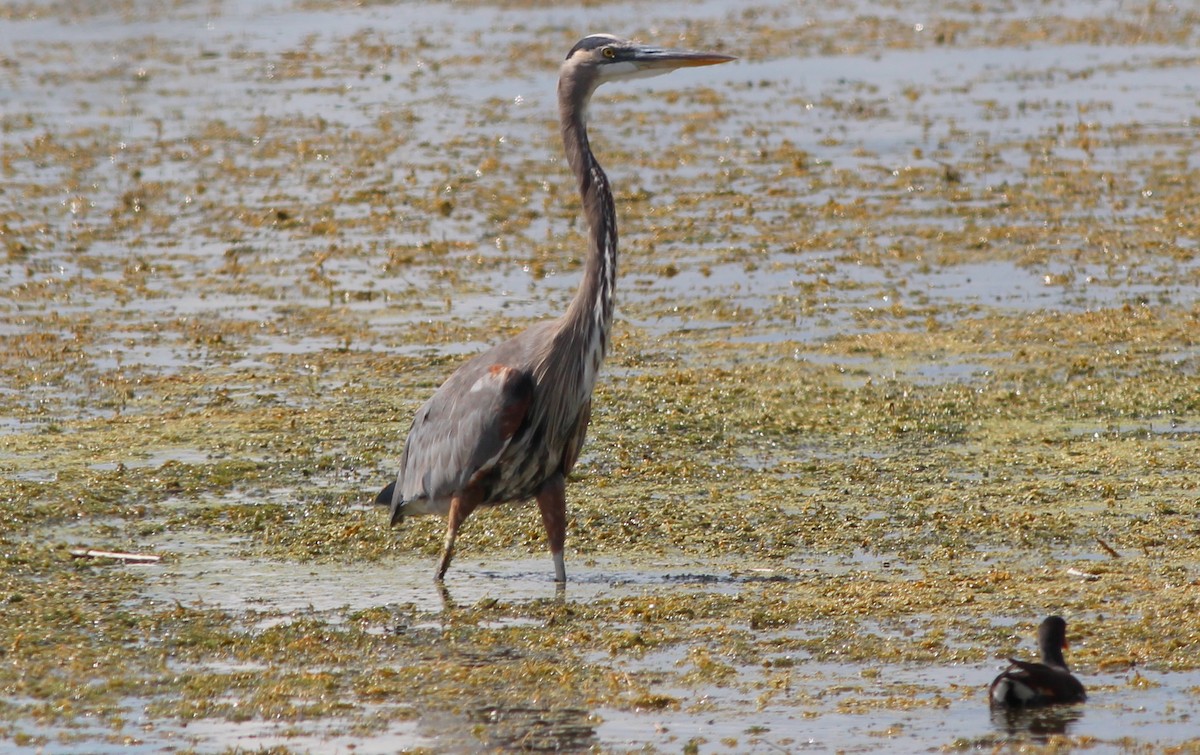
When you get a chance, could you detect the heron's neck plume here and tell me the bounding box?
[558,74,616,370]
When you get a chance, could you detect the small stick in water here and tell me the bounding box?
[69,548,161,564]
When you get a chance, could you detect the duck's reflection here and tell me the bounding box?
[991,703,1084,740]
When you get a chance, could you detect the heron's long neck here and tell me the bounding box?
[559,94,616,362]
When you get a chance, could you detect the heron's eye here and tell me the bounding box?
[602,47,616,59]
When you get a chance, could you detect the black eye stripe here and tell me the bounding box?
[565,34,622,60]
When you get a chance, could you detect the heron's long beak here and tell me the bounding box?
[633,47,736,71]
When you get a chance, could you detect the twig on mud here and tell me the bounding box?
[69,548,161,564]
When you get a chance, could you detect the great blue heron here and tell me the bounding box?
[375,34,735,583]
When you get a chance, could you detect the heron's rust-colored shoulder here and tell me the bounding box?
[479,365,534,440]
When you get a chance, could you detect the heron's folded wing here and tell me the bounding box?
[397,363,534,504]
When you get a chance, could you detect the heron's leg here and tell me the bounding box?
[536,474,568,583]
[436,490,478,582]
[435,582,454,613]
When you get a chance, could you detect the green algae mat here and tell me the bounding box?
[2,0,1199,752]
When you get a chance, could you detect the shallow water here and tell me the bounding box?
[132,529,1200,752]
[3,0,1199,752]
[597,664,1200,754]
[133,544,1200,754]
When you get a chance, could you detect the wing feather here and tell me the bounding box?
[392,361,534,518]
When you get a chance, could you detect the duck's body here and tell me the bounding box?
[989,616,1086,707]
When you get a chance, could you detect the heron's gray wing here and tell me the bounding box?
[392,363,534,520]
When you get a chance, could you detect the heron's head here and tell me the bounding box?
[560,34,734,102]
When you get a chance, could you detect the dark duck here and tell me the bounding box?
[989,616,1087,707]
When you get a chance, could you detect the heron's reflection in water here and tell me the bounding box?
[434,578,566,614]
